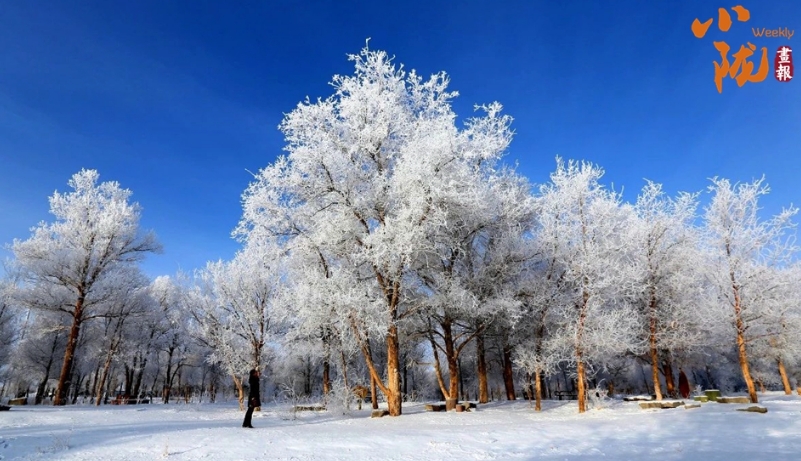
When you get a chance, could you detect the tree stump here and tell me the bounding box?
[704,390,721,402]
[693,396,708,402]
[371,409,389,418]
[445,398,457,411]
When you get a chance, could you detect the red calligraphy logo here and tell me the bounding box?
[774,46,793,82]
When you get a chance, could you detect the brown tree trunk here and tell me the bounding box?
[370,373,378,410]
[54,297,84,406]
[476,332,489,404]
[661,351,676,398]
[778,358,792,395]
[322,358,331,396]
[385,323,402,416]
[576,357,587,413]
[648,290,663,400]
[733,298,758,402]
[443,319,459,409]
[534,369,543,411]
[502,345,516,400]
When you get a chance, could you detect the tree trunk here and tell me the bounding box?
[340,350,349,390]
[95,352,114,406]
[648,290,663,400]
[385,323,402,416]
[35,333,59,405]
[163,346,175,404]
[54,298,84,406]
[322,358,331,396]
[370,373,378,410]
[233,374,244,411]
[502,342,516,401]
[443,320,459,408]
[576,357,587,413]
[778,358,792,395]
[661,351,676,398]
[733,300,758,402]
[476,332,489,404]
[534,367,543,411]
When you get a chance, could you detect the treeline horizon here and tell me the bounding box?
[1,47,799,416]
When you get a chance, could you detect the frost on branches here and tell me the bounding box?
[703,177,799,404]
[236,45,514,416]
[11,169,161,405]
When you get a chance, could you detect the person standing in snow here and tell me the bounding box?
[242,369,260,428]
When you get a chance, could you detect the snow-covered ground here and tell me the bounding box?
[2,393,801,460]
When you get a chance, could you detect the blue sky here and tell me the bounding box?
[1,0,799,277]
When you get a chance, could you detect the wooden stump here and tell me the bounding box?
[455,404,465,412]
[371,410,389,418]
[693,396,709,402]
[445,398,457,411]
[704,390,721,402]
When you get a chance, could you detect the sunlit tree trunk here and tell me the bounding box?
[778,358,792,395]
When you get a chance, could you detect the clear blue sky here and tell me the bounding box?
[1,1,799,277]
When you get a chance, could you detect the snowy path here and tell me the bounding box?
[2,393,801,460]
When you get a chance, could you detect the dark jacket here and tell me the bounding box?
[248,373,261,408]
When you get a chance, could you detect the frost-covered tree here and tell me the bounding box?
[415,169,533,409]
[236,45,514,416]
[191,247,279,409]
[742,265,801,395]
[10,169,161,404]
[703,177,798,403]
[537,159,640,413]
[629,182,707,399]
[90,274,151,405]
[0,276,18,370]
[149,275,193,404]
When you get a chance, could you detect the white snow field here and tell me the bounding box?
[2,393,801,461]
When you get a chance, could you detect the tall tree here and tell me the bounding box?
[236,45,513,415]
[537,159,640,413]
[629,182,706,400]
[703,177,798,404]
[11,169,161,405]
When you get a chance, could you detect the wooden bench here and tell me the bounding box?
[293,405,326,412]
[425,402,477,412]
[554,391,578,400]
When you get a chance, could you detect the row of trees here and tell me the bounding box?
[1,46,799,416]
